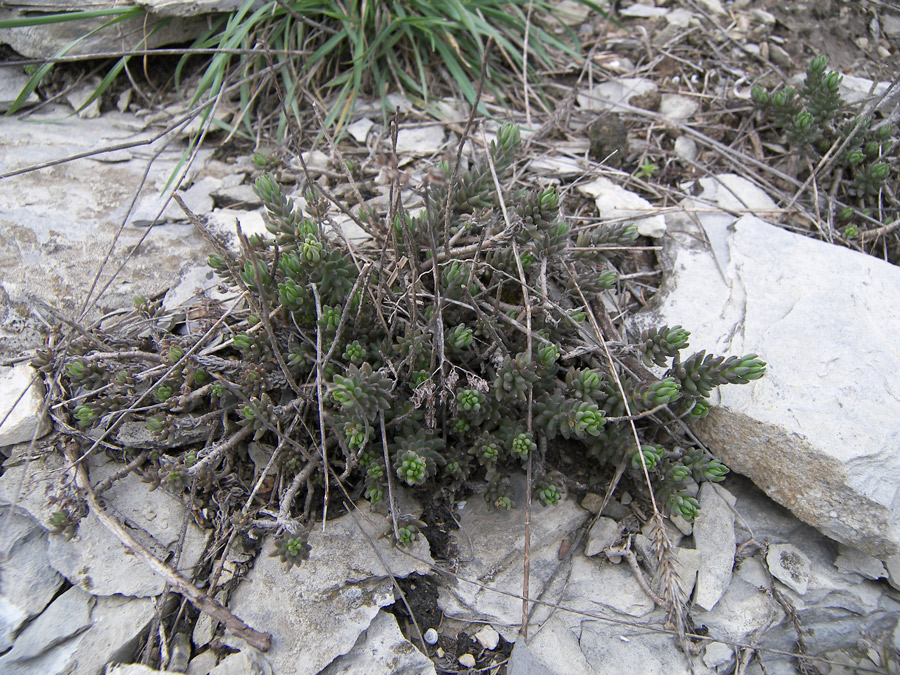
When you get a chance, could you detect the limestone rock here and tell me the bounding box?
[834,546,887,580]
[0,65,39,112]
[437,474,588,633]
[693,483,737,611]
[0,365,51,447]
[578,177,667,238]
[630,174,900,555]
[0,7,206,59]
[0,586,94,666]
[47,456,209,597]
[576,78,658,112]
[226,501,432,675]
[585,517,619,557]
[320,611,435,675]
[0,508,65,651]
[767,544,811,595]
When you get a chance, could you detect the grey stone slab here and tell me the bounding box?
[0,364,51,447]
[630,176,900,555]
[226,501,432,675]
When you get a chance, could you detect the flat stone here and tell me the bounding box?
[106,665,181,675]
[394,125,446,155]
[319,610,434,674]
[673,136,697,163]
[211,183,262,209]
[578,177,667,238]
[619,5,668,18]
[475,625,501,651]
[226,501,432,675]
[0,594,154,675]
[0,65,40,112]
[659,94,699,121]
[693,483,736,611]
[0,365,51,447]
[0,8,206,59]
[834,546,887,580]
[47,457,208,597]
[458,653,477,668]
[630,178,900,556]
[703,641,734,669]
[508,620,591,675]
[0,508,65,651]
[585,517,619,557]
[695,572,784,643]
[767,544,811,595]
[186,650,218,675]
[883,14,900,38]
[576,78,658,112]
[579,618,714,674]
[437,474,588,632]
[695,0,725,15]
[0,104,215,357]
[665,8,695,28]
[346,118,375,144]
[208,648,274,675]
[0,586,94,665]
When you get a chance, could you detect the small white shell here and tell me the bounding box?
[424,628,439,645]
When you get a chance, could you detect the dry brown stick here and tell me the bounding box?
[60,440,272,651]
[483,127,535,639]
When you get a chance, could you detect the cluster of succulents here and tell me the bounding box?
[751,55,896,241]
[44,123,765,563]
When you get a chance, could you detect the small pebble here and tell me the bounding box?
[424,628,438,645]
[436,647,445,658]
[475,625,500,651]
[459,653,477,668]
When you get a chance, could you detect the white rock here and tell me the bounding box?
[619,5,668,18]
[394,125,446,155]
[297,150,330,173]
[227,501,432,675]
[834,546,887,580]
[475,625,501,651]
[630,178,900,556]
[576,78,658,112]
[458,653,477,668]
[553,0,594,24]
[752,9,776,25]
[186,650,218,675]
[578,177,667,238]
[0,586,93,665]
[65,77,102,119]
[695,0,725,15]
[437,474,588,632]
[767,544,811,595]
[105,665,181,675]
[670,547,702,599]
[585,517,620,557]
[528,156,584,177]
[673,137,698,163]
[839,75,892,109]
[321,611,435,675]
[0,65,40,112]
[703,641,734,669]
[0,510,64,652]
[135,0,253,17]
[207,647,272,675]
[693,483,736,611]
[883,14,900,38]
[659,94,699,121]
[0,365,51,447]
[47,458,208,597]
[205,209,268,252]
[665,8,695,28]
[886,554,900,591]
[347,118,375,143]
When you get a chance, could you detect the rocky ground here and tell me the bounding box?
[1,0,899,674]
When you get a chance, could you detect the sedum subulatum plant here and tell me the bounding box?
[751,55,897,242]
[42,123,764,563]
